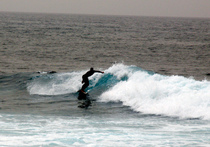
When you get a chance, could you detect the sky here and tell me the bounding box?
[0,0,209,18]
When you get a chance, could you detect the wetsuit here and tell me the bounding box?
[81,69,103,92]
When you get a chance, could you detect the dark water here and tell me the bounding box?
[0,12,209,80]
[0,12,210,146]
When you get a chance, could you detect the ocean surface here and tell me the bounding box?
[0,12,210,146]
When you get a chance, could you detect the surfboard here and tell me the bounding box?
[77,90,92,108]
[78,99,91,109]
[77,90,88,100]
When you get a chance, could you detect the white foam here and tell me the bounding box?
[104,63,134,79]
[100,64,210,120]
[0,113,209,146]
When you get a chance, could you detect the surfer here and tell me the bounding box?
[80,68,104,93]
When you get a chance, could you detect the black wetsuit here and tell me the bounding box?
[81,69,103,92]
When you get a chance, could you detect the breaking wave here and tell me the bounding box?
[27,64,210,119]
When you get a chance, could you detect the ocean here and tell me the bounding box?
[0,12,210,146]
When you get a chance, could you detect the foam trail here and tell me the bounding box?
[100,64,210,120]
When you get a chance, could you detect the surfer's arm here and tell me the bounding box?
[94,70,104,74]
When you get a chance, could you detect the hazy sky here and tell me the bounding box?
[0,0,209,18]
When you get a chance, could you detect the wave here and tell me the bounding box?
[26,64,210,120]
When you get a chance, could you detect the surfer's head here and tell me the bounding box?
[90,67,94,71]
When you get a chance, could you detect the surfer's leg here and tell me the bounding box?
[81,79,89,92]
